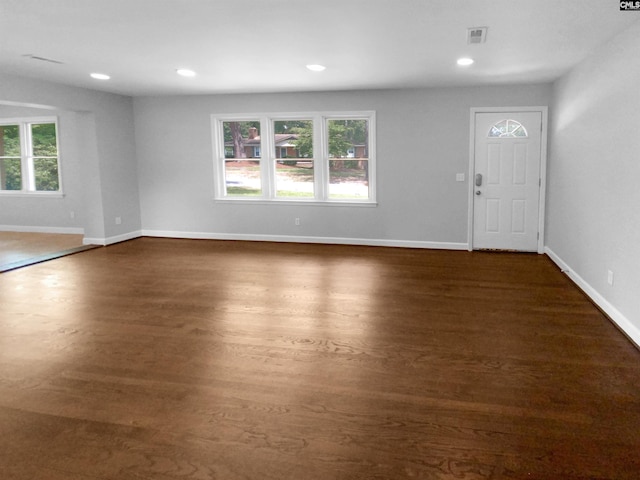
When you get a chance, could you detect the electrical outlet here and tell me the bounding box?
[70,211,75,219]
[295,217,301,226]
[115,216,122,225]
[607,270,614,286]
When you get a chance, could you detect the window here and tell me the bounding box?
[327,118,370,200]
[273,119,314,198]
[221,120,262,196]
[0,124,21,191]
[488,119,528,138]
[0,118,60,193]
[212,112,375,203]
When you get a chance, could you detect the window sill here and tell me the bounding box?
[213,198,377,207]
[0,191,65,199]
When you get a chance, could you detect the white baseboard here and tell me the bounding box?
[83,230,143,246]
[545,247,640,348]
[0,224,84,235]
[141,229,468,251]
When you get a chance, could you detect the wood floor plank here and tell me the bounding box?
[1,238,639,479]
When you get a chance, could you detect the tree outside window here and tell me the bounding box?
[222,120,262,196]
[0,119,60,193]
[213,112,375,203]
[327,119,369,200]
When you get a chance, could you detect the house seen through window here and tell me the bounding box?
[214,112,375,203]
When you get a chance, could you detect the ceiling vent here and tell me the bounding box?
[467,27,488,45]
[22,54,64,65]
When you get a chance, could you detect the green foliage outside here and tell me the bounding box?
[226,186,262,196]
[0,122,59,191]
[282,119,368,163]
[327,119,368,157]
[0,125,21,190]
[34,158,60,191]
[226,186,315,198]
[289,119,368,170]
[223,119,368,162]
[0,159,22,190]
[274,120,313,159]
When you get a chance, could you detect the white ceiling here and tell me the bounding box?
[0,0,636,97]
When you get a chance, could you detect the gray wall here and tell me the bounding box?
[134,84,551,246]
[547,21,640,337]
[0,73,141,242]
[2,38,637,343]
[0,106,85,232]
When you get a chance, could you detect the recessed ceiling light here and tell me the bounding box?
[90,73,110,80]
[457,58,474,66]
[306,64,326,72]
[176,68,196,77]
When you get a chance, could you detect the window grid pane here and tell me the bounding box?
[223,120,262,197]
[327,119,370,200]
[0,158,22,190]
[224,160,262,196]
[30,123,59,191]
[1,121,61,193]
[31,123,58,157]
[276,161,314,198]
[274,120,314,198]
[33,158,60,191]
[0,125,21,157]
[329,160,369,199]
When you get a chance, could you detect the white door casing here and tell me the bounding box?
[468,108,548,253]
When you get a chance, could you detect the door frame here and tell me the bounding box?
[467,106,549,254]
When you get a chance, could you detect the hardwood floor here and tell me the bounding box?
[0,232,90,272]
[0,237,638,479]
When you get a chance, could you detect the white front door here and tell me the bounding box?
[472,111,543,252]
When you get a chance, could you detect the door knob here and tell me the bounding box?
[475,190,481,195]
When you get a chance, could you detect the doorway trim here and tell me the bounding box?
[467,106,548,254]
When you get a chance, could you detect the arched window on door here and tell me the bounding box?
[488,119,528,138]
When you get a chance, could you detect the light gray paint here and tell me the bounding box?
[547,22,640,330]
[75,111,106,239]
[2,40,637,342]
[0,106,84,231]
[0,73,141,240]
[134,85,551,243]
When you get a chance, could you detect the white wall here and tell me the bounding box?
[0,73,141,243]
[547,21,640,344]
[134,84,551,247]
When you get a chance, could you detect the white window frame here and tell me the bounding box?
[0,116,62,196]
[211,111,376,205]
